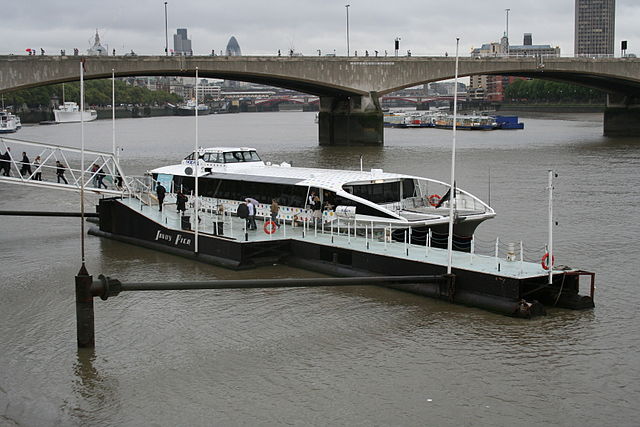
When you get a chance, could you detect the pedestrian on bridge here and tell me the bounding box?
[56,161,68,184]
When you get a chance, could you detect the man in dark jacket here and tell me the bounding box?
[20,152,32,177]
[156,183,166,211]
[1,148,11,176]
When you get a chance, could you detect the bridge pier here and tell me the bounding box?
[318,92,383,146]
[604,94,640,137]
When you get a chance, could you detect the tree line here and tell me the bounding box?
[503,79,606,104]
[4,80,182,109]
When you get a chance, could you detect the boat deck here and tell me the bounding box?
[120,197,562,281]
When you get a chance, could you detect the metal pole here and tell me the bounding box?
[112,275,447,292]
[345,4,350,56]
[76,264,94,347]
[447,38,460,275]
[548,170,554,284]
[80,60,86,265]
[194,67,199,253]
[164,2,168,56]
[112,69,116,162]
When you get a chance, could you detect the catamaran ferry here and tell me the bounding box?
[150,147,495,247]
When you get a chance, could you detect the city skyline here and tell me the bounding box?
[1,0,639,57]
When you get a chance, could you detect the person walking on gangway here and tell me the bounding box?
[20,152,32,177]
[33,156,42,181]
[156,182,166,212]
[1,147,12,176]
[96,164,107,189]
[56,160,68,184]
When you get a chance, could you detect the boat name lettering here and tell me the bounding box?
[174,234,192,246]
[155,230,192,246]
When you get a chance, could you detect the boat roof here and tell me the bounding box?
[151,153,423,193]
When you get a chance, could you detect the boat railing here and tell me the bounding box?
[235,211,550,273]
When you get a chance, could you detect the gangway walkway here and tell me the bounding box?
[0,136,136,197]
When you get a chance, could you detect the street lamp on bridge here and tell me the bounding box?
[505,8,510,57]
[345,4,350,56]
[164,2,168,56]
[395,37,401,57]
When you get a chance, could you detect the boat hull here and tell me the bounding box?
[94,198,594,318]
[175,108,210,116]
[54,110,98,123]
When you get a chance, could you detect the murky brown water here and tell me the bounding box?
[1,112,639,426]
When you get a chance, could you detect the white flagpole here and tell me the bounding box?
[194,67,199,253]
[447,38,460,275]
[112,69,117,162]
[548,170,554,284]
[80,60,86,264]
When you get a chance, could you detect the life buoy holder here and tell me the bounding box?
[541,252,556,270]
[428,194,441,207]
[264,220,277,234]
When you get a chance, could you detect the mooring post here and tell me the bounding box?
[75,264,95,348]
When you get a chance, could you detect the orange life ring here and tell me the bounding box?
[541,252,556,270]
[264,220,277,234]
[428,194,441,207]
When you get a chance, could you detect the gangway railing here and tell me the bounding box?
[0,136,131,196]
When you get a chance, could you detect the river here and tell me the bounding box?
[1,112,639,426]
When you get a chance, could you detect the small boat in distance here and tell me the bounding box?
[53,102,98,123]
[0,111,19,133]
[175,100,210,116]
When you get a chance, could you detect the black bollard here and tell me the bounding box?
[75,264,95,348]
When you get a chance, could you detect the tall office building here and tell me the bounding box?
[173,28,192,56]
[225,36,242,56]
[574,0,615,56]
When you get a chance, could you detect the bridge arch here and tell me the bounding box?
[2,55,640,143]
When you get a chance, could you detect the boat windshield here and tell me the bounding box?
[222,151,261,163]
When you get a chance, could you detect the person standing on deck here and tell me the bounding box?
[176,191,188,214]
[270,199,280,227]
[312,195,322,227]
[156,183,166,212]
[245,199,257,230]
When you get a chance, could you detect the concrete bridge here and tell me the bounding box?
[2,55,640,144]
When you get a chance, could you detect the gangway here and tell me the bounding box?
[0,136,135,197]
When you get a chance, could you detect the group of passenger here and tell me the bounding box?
[156,182,188,216]
[235,191,335,231]
[0,147,118,187]
[153,183,338,233]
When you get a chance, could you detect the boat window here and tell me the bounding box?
[347,181,401,204]
[402,179,417,198]
[184,152,195,161]
[223,152,239,163]
[247,151,262,162]
[202,153,221,163]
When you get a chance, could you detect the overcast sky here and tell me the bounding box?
[2,0,638,57]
